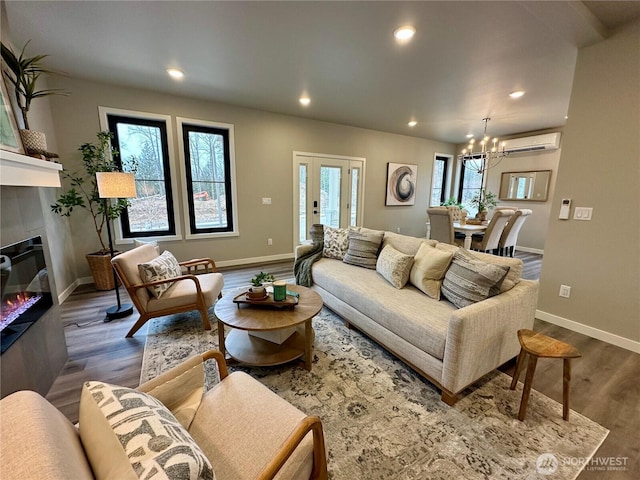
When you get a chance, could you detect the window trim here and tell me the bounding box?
[430,153,452,207]
[176,117,239,239]
[99,107,182,243]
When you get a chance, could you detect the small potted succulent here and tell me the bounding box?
[248,271,275,299]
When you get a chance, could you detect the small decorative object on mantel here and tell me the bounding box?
[1,40,69,160]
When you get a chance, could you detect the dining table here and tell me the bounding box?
[453,221,487,249]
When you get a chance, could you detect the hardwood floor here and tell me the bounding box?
[46,253,638,479]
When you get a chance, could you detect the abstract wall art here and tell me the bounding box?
[385,163,417,206]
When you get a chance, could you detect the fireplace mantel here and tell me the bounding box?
[0,150,62,187]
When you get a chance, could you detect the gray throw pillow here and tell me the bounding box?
[441,251,510,308]
[343,229,384,269]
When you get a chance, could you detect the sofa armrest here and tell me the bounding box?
[441,279,539,395]
[295,243,316,260]
[138,350,228,428]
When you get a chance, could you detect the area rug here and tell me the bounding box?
[141,308,608,480]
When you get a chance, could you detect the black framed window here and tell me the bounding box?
[457,159,485,216]
[107,114,176,237]
[182,123,234,234]
[430,155,449,206]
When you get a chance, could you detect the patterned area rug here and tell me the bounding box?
[141,308,608,480]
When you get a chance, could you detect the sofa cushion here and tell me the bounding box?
[0,390,94,480]
[343,229,384,269]
[435,243,522,293]
[381,231,434,256]
[441,251,510,308]
[409,243,454,300]
[79,381,215,480]
[376,244,414,289]
[322,226,349,259]
[138,250,183,299]
[313,258,454,359]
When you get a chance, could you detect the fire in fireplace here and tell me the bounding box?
[0,236,53,354]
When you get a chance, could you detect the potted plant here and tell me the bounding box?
[469,189,498,221]
[247,271,275,299]
[51,131,135,290]
[1,40,68,159]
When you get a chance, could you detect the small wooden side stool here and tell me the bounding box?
[510,329,581,421]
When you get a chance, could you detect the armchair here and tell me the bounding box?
[111,244,224,337]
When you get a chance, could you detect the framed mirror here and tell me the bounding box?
[499,170,551,201]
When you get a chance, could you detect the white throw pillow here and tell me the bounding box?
[376,245,414,289]
[138,250,183,299]
[409,243,454,299]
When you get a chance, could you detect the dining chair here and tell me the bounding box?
[111,244,224,337]
[499,209,532,256]
[427,207,464,246]
[470,209,515,254]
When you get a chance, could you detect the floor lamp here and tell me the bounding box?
[96,171,137,322]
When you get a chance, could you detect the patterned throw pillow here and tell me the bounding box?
[441,250,510,308]
[343,229,384,269]
[138,251,183,299]
[376,245,414,289]
[409,243,454,299]
[323,226,349,259]
[79,381,215,480]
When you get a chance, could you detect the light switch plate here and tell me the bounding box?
[262,197,272,205]
[573,207,593,221]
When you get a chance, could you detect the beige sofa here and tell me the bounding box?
[0,351,327,480]
[296,230,538,405]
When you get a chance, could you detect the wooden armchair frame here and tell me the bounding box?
[112,255,223,338]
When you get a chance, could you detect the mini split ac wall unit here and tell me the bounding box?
[502,132,561,154]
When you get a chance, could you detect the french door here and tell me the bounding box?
[293,152,365,245]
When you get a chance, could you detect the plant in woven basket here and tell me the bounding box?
[51,131,136,254]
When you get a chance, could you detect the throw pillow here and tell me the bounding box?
[376,245,414,289]
[441,250,510,308]
[342,229,384,269]
[323,226,349,259]
[79,381,215,480]
[409,243,454,299]
[138,250,183,299]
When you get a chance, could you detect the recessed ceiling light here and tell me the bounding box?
[167,68,184,79]
[299,96,311,106]
[565,115,569,120]
[466,133,474,138]
[509,90,525,99]
[408,120,417,127]
[394,26,416,42]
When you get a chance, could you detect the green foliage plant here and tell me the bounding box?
[441,197,464,209]
[469,189,498,214]
[250,271,275,286]
[1,40,69,130]
[51,131,136,253]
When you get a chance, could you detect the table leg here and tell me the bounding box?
[304,319,313,371]
[563,358,571,421]
[464,233,473,249]
[518,354,538,421]
[217,320,226,358]
[510,348,527,390]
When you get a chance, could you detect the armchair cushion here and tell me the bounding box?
[79,381,215,480]
[146,273,224,313]
[138,251,183,298]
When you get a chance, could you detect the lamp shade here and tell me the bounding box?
[96,172,137,199]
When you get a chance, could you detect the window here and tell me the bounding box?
[458,160,484,217]
[107,114,176,238]
[430,155,449,206]
[179,119,236,236]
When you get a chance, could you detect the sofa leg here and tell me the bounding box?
[441,390,458,406]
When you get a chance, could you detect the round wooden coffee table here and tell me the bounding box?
[214,284,323,371]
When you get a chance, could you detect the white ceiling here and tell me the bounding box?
[3,1,639,144]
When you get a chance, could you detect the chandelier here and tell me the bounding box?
[458,118,509,173]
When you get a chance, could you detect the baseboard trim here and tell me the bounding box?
[216,252,294,268]
[516,246,544,255]
[57,279,81,305]
[536,310,640,353]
